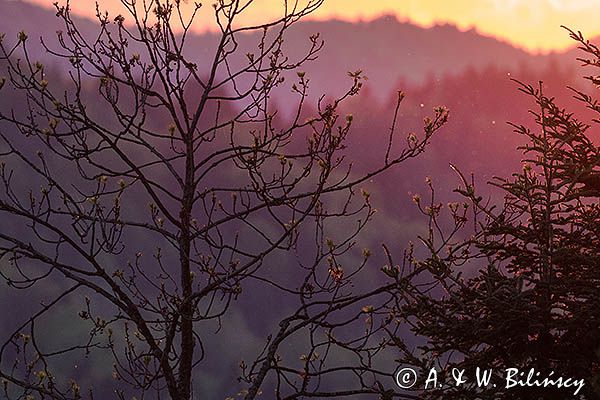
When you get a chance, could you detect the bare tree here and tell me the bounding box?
[0,1,447,399]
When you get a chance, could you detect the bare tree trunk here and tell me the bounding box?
[178,136,196,400]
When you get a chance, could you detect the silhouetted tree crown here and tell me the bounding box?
[400,27,600,400]
[0,1,447,399]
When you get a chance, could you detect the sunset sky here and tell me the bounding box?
[23,0,600,53]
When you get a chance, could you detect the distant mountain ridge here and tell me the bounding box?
[0,0,582,101]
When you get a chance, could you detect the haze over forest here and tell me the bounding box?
[0,0,598,397]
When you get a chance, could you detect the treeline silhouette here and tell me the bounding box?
[0,45,591,396]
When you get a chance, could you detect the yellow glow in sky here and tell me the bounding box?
[24,0,600,53]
